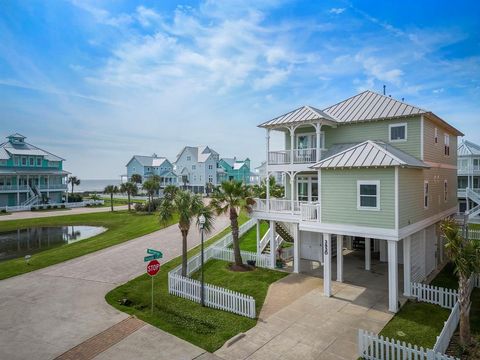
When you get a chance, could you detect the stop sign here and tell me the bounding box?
[147,260,160,276]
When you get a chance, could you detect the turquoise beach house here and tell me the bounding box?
[0,133,69,207]
[217,157,251,184]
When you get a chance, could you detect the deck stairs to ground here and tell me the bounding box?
[466,188,480,220]
[21,194,39,207]
[259,221,295,255]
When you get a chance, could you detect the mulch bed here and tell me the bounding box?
[445,332,480,359]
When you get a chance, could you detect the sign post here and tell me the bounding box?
[146,258,161,314]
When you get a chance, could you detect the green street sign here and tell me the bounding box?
[147,249,163,258]
[144,254,161,262]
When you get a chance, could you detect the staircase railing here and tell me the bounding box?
[22,195,39,207]
[466,188,480,218]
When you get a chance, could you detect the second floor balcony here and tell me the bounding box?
[252,198,321,222]
[268,148,327,165]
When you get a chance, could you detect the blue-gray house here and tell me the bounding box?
[126,154,177,187]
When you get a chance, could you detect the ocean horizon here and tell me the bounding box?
[73,179,123,193]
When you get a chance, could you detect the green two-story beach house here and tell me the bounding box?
[252,90,462,313]
[0,133,68,208]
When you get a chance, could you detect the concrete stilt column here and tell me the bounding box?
[323,233,332,297]
[269,220,276,269]
[337,234,343,282]
[403,236,412,296]
[365,237,371,271]
[293,223,300,273]
[388,240,399,313]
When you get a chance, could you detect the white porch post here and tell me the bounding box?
[365,237,371,271]
[315,124,322,162]
[289,127,294,165]
[403,236,412,296]
[256,219,261,255]
[323,233,332,297]
[337,234,343,282]
[47,175,50,199]
[266,129,270,211]
[346,236,353,250]
[290,173,295,214]
[16,175,20,205]
[388,240,399,312]
[269,220,276,269]
[293,223,300,273]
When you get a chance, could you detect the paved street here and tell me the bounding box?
[0,205,129,222]
[0,214,230,360]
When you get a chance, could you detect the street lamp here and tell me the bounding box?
[199,214,206,307]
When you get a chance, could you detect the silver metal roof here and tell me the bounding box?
[323,90,426,123]
[258,105,338,128]
[0,139,64,161]
[129,155,169,167]
[312,140,429,169]
[458,140,480,157]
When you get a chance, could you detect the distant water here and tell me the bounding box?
[74,179,122,193]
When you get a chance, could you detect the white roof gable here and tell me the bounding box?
[458,140,480,156]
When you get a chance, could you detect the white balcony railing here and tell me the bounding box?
[300,203,321,222]
[0,185,29,191]
[268,148,326,165]
[37,184,68,190]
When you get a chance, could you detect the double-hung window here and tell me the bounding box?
[444,180,448,202]
[424,181,429,209]
[389,123,407,142]
[36,157,42,166]
[192,165,196,170]
[473,159,480,171]
[357,181,380,210]
[434,128,438,144]
[444,134,450,156]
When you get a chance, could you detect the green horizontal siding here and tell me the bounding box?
[321,168,395,229]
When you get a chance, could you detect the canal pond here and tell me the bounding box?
[0,226,107,261]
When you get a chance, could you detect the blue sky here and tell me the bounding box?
[1,0,479,178]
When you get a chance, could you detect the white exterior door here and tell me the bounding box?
[300,231,323,262]
[410,230,426,282]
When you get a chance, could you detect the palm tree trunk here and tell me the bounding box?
[110,193,114,212]
[181,228,188,277]
[71,183,74,195]
[127,192,131,211]
[459,274,472,346]
[230,208,243,266]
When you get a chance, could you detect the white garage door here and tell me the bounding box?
[410,230,426,283]
[300,231,323,262]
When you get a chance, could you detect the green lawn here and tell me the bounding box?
[379,301,451,348]
[106,213,288,352]
[431,262,458,290]
[0,211,177,280]
[95,197,146,207]
[236,220,269,252]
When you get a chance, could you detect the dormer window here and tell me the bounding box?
[36,157,42,166]
[389,123,407,142]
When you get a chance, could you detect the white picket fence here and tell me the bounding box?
[433,302,460,354]
[468,228,480,240]
[168,218,266,318]
[410,282,458,309]
[358,330,457,360]
[168,273,256,318]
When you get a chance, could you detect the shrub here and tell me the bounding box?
[134,202,145,212]
[86,203,90,207]
[67,193,83,203]
[53,205,58,209]
[60,204,66,209]
[0,209,6,213]
[47,205,52,209]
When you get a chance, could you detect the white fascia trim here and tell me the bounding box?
[420,115,424,160]
[300,221,398,241]
[398,206,457,239]
[389,122,408,143]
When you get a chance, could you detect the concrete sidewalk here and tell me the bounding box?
[0,205,129,221]
[0,214,230,360]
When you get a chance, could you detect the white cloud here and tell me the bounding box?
[329,8,345,15]
[136,6,161,27]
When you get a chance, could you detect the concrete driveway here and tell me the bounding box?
[0,214,230,360]
[215,272,394,360]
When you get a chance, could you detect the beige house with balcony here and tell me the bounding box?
[252,90,462,313]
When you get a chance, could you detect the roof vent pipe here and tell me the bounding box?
[383,85,386,95]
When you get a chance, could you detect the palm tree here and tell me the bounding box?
[130,174,142,184]
[210,180,254,268]
[163,185,178,202]
[68,176,81,195]
[104,185,118,212]
[119,182,138,211]
[142,178,160,213]
[440,218,480,347]
[158,189,213,277]
[252,175,284,199]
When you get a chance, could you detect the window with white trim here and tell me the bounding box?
[192,165,196,170]
[389,123,407,142]
[444,180,448,202]
[208,175,213,183]
[357,181,380,210]
[36,157,42,166]
[186,156,191,161]
[444,134,450,156]
[473,158,480,171]
[434,128,438,144]
[208,164,213,170]
[424,181,429,209]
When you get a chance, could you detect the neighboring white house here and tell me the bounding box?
[174,146,219,193]
[457,139,480,220]
[254,161,284,185]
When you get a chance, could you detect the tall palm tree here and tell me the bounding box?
[163,185,178,202]
[440,218,480,347]
[119,182,138,211]
[130,174,142,184]
[142,178,160,213]
[68,176,81,195]
[104,185,118,212]
[210,180,254,268]
[159,189,213,277]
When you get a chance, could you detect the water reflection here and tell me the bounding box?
[0,226,107,261]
